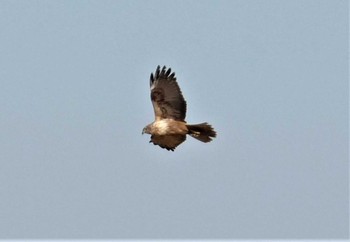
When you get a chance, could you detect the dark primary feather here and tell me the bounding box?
[150,66,187,121]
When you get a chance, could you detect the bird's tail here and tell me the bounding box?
[186,122,216,143]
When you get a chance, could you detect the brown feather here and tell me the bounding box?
[150,134,186,151]
[150,66,187,121]
[187,123,217,143]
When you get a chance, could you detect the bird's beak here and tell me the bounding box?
[142,129,145,135]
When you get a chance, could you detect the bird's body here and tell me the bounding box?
[142,66,216,151]
[147,119,188,136]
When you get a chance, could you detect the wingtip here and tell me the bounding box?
[150,65,177,88]
[155,65,161,78]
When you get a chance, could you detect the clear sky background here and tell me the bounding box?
[0,0,348,239]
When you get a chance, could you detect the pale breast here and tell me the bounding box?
[152,119,188,136]
[154,119,170,135]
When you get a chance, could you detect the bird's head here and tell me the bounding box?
[142,125,151,135]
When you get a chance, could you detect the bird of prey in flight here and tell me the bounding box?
[142,65,216,151]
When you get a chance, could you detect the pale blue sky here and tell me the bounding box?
[0,0,348,239]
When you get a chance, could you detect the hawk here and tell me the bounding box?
[142,65,216,151]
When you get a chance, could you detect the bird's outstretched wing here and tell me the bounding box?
[150,134,186,151]
[150,66,187,121]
